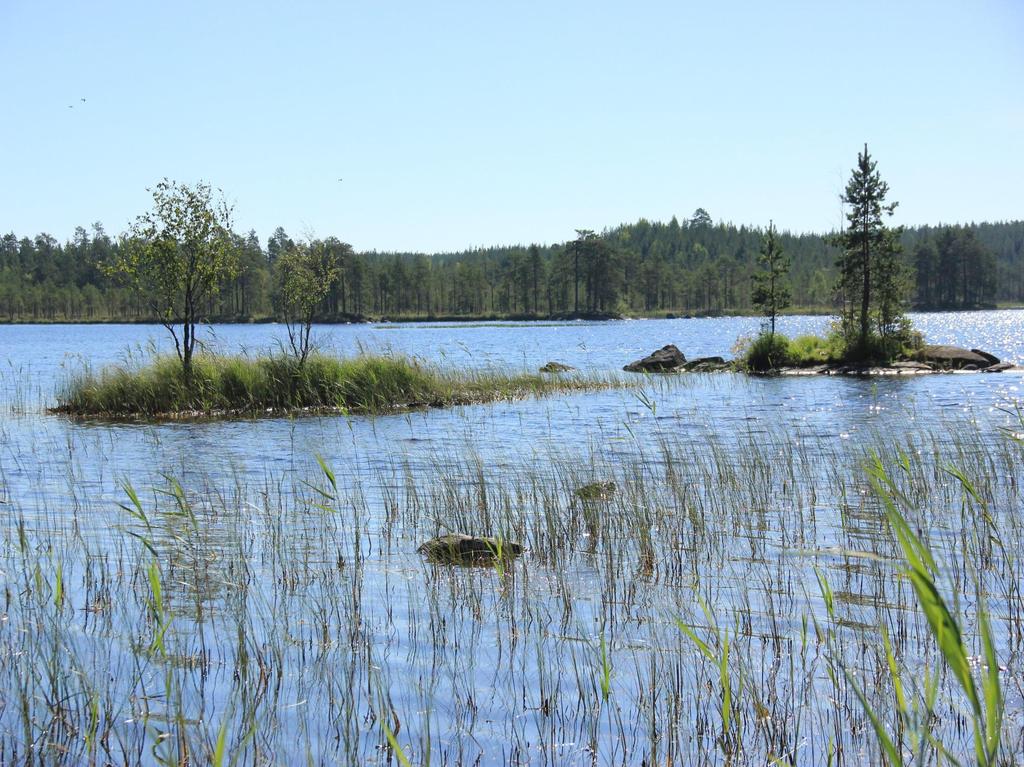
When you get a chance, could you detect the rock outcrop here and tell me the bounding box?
[982,361,1015,373]
[919,345,998,370]
[971,349,1001,366]
[623,345,686,372]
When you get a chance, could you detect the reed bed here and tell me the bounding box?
[52,352,623,418]
[1,405,1022,764]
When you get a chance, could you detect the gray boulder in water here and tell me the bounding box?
[418,534,523,563]
[623,344,686,372]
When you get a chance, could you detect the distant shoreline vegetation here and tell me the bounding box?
[52,353,623,419]
[2,303,1019,327]
[1,217,1020,324]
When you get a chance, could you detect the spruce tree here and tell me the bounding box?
[830,144,908,360]
[751,220,791,338]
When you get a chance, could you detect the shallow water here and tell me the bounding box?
[1,313,1023,764]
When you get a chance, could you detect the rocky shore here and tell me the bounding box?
[621,344,1018,376]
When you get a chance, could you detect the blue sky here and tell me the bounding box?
[2,0,1021,252]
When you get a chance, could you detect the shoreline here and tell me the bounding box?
[2,304,1023,327]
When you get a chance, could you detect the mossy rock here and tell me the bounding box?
[574,481,616,502]
[418,533,524,564]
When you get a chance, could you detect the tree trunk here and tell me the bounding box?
[860,230,870,353]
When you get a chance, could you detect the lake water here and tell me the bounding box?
[1,312,1022,764]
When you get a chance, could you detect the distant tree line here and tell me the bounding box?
[1,215,1021,322]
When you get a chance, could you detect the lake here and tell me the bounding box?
[1,312,1022,764]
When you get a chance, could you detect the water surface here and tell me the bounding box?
[0,313,1022,764]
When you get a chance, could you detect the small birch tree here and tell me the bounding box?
[108,179,238,379]
[273,238,347,365]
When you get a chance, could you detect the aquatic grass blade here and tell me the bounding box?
[881,625,908,724]
[838,665,904,767]
[978,608,1002,764]
[720,632,731,737]
[119,479,151,528]
[674,618,714,661]
[599,633,611,702]
[814,566,834,619]
[382,716,412,767]
[211,712,230,767]
[119,527,159,558]
[903,568,980,717]
[315,453,337,493]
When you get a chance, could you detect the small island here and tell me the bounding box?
[53,352,621,419]
[619,148,1018,378]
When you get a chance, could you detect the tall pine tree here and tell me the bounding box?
[830,144,909,359]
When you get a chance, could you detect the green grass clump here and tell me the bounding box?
[740,332,793,372]
[786,332,846,365]
[54,353,617,418]
[740,327,916,371]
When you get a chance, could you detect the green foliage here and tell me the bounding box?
[55,353,619,417]
[914,226,998,309]
[829,146,912,360]
[859,456,1005,765]
[273,238,349,363]
[751,221,791,336]
[105,179,239,374]
[561,229,621,315]
[741,321,923,371]
[676,595,742,756]
[786,332,847,364]
[741,332,793,372]
[740,321,920,370]
[4,217,1024,323]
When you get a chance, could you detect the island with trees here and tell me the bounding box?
[44,145,1020,418]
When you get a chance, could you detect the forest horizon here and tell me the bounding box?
[3,211,1021,323]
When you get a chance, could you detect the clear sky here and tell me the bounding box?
[2,0,1021,252]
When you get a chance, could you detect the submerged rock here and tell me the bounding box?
[418,533,523,564]
[623,345,686,372]
[539,361,575,373]
[919,345,997,370]
[574,481,616,501]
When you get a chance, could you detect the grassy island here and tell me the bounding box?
[54,353,618,418]
[738,328,925,372]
